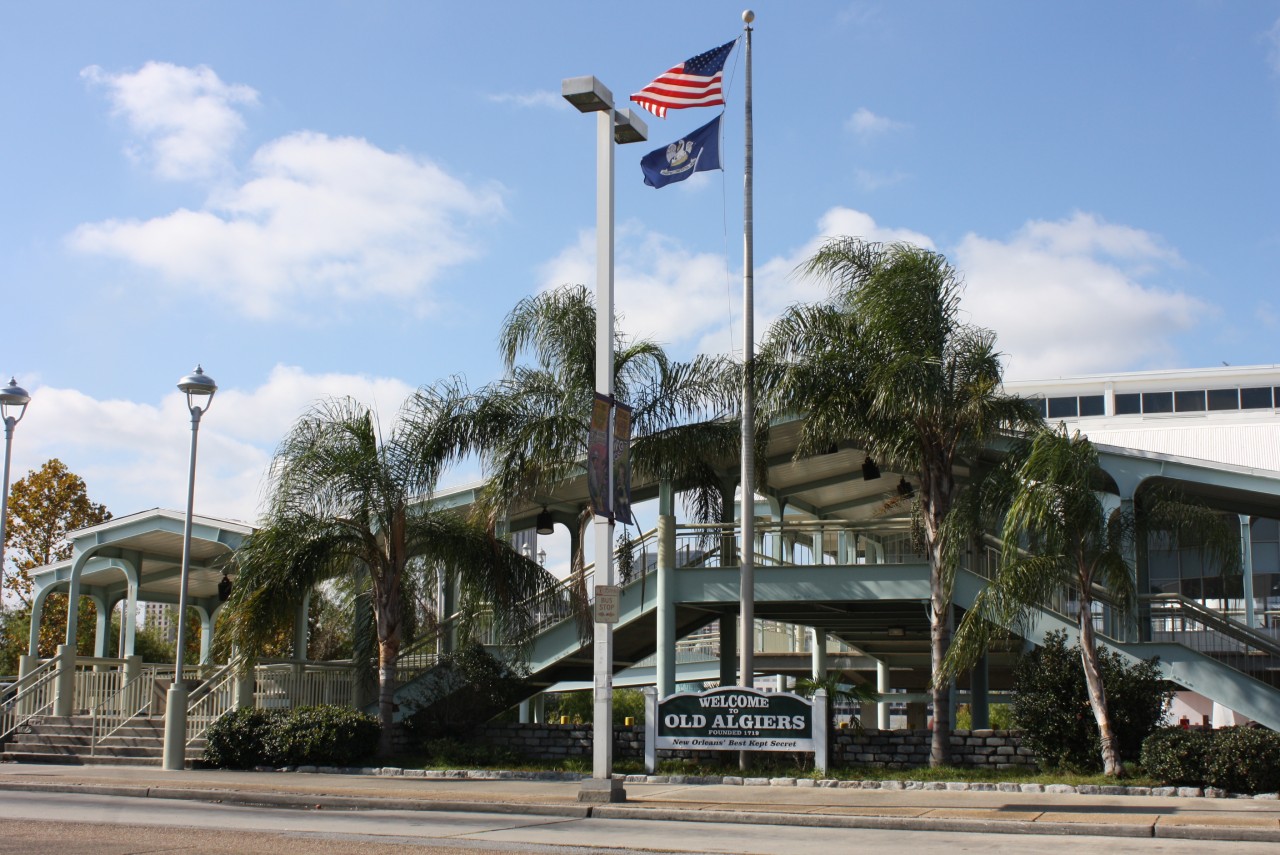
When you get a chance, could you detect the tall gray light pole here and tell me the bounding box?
[0,378,32,587]
[561,75,647,803]
[162,365,217,771]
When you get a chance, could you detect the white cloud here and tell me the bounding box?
[487,90,569,110]
[845,107,907,141]
[70,131,505,319]
[7,366,422,523]
[538,209,933,360]
[537,206,1204,381]
[954,213,1200,379]
[82,62,258,181]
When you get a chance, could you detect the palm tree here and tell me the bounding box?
[472,285,740,571]
[225,382,555,754]
[941,426,1237,775]
[760,238,1040,766]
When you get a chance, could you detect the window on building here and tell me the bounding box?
[1142,391,1173,414]
[1174,390,1206,412]
[1079,395,1105,416]
[1241,387,1273,410]
[1115,393,1141,415]
[1031,398,1046,418]
[1048,396,1078,418]
[1207,388,1239,411]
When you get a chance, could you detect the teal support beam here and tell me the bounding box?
[28,583,53,657]
[90,594,109,658]
[971,653,990,729]
[197,606,215,665]
[809,627,826,680]
[719,614,737,687]
[877,659,891,730]
[1241,515,1257,628]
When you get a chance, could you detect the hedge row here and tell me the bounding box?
[203,705,381,769]
[1141,726,1280,794]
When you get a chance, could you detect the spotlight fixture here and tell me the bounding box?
[536,507,555,536]
[897,477,914,499]
[861,457,882,481]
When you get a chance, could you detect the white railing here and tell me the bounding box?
[73,659,128,714]
[253,661,357,711]
[0,658,59,741]
[186,663,239,746]
[673,521,922,568]
[89,669,156,755]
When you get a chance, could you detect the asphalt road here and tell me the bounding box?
[1,790,1278,855]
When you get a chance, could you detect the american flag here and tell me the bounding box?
[631,40,736,119]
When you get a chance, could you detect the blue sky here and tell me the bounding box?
[2,1,1278,528]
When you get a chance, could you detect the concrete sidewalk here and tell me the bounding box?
[0,763,1277,843]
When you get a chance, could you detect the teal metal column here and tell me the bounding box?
[91,594,109,658]
[198,607,214,665]
[656,479,676,697]
[1122,497,1144,642]
[970,653,990,729]
[1241,515,1257,627]
[809,627,826,680]
[876,659,891,730]
[719,614,738,687]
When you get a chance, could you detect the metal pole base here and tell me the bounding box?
[161,683,189,771]
[577,778,626,803]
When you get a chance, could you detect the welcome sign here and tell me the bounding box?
[644,686,828,773]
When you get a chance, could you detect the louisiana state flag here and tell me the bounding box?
[640,114,722,189]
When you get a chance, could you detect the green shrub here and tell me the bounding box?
[203,705,380,769]
[203,708,281,769]
[1204,727,1280,794]
[1012,630,1171,773]
[1139,727,1210,785]
[264,705,381,767]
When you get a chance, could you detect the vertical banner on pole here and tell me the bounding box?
[612,402,633,525]
[588,393,612,518]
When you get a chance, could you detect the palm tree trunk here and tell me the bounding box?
[929,559,952,766]
[373,571,402,757]
[921,463,953,768]
[377,634,398,756]
[1078,597,1121,776]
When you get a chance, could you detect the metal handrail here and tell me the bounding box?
[89,669,156,755]
[185,662,238,746]
[1141,593,1280,658]
[0,658,59,742]
[966,533,1280,693]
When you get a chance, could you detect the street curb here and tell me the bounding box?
[0,780,591,819]
[592,805,1156,839]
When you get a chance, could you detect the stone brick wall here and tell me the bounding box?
[465,723,1036,770]
[833,728,1035,770]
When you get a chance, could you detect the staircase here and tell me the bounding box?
[951,566,1280,730]
[0,715,204,766]
[383,529,723,723]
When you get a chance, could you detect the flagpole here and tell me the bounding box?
[739,8,756,715]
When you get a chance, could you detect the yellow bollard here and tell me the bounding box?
[560,715,570,725]
[624,716,635,726]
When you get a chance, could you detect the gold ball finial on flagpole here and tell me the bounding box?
[743,9,755,24]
